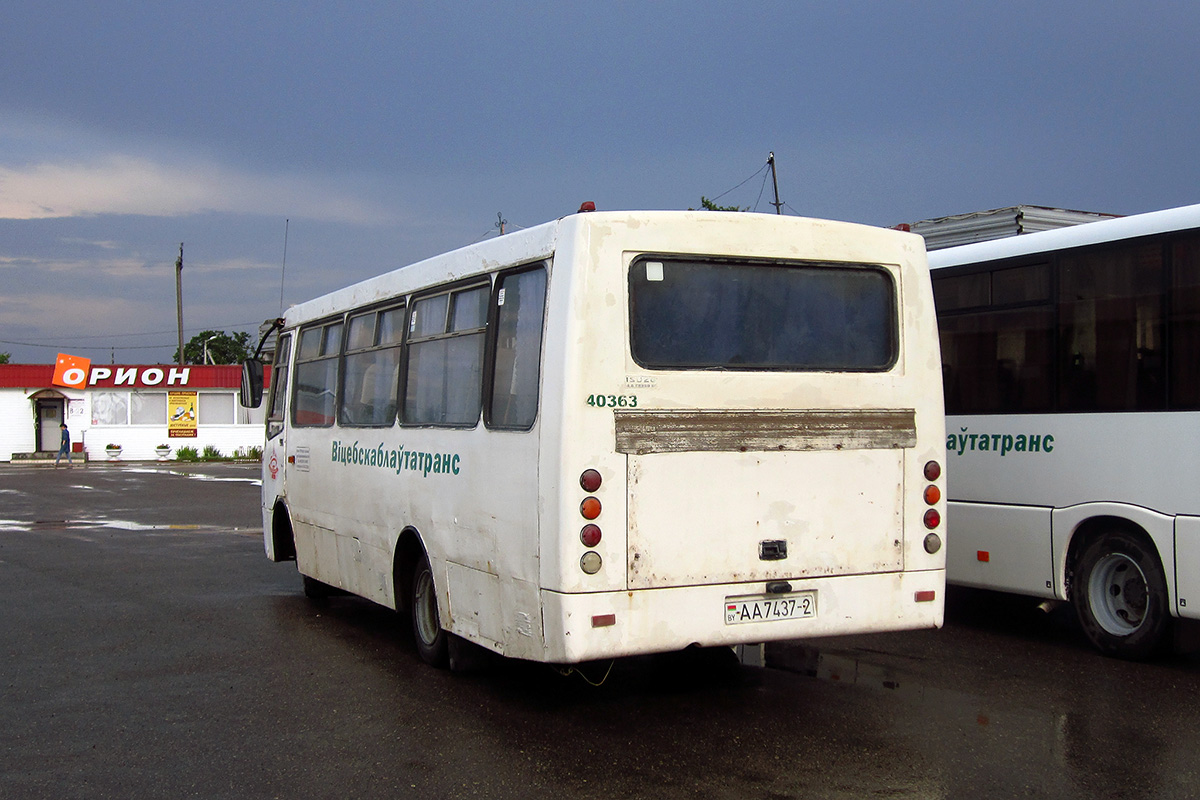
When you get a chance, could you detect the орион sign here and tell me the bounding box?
[52,354,195,389]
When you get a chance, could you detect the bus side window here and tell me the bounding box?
[293,321,342,427]
[340,305,404,427]
[488,266,547,429]
[266,334,291,439]
[404,283,489,426]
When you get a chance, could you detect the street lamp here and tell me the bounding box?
[202,334,219,365]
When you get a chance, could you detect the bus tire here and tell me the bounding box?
[411,553,449,668]
[1072,529,1170,660]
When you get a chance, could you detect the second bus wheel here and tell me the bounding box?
[411,553,449,667]
[1072,528,1171,660]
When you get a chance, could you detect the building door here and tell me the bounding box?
[37,400,65,452]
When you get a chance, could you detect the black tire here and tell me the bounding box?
[411,553,448,668]
[1072,529,1171,660]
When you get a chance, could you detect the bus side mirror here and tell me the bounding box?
[240,360,264,408]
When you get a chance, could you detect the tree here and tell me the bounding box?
[0,352,10,364]
[695,196,746,212]
[174,330,252,365]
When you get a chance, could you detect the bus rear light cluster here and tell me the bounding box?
[579,468,603,574]
[921,460,943,553]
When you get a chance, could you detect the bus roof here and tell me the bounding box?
[283,210,920,327]
[927,202,1200,270]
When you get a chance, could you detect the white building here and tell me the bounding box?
[0,362,267,462]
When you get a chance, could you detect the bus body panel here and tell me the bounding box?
[538,569,944,664]
[1175,516,1200,620]
[945,502,1054,597]
[626,449,906,588]
[946,412,1200,612]
[947,412,1200,515]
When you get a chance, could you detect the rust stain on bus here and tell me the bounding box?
[614,409,917,455]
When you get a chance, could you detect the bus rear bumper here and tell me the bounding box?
[539,570,945,664]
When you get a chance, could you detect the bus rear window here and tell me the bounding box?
[629,258,897,371]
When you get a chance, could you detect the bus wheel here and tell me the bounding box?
[1072,529,1170,660]
[411,553,449,668]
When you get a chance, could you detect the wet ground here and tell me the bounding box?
[1,462,1197,798]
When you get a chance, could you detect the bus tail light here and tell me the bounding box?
[580,552,602,574]
[580,469,602,492]
[915,590,937,603]
[923,485,941,505]
[924,460,941,481]
[580,497,601,520]
[581,524,602,548]
[923,509,941,529]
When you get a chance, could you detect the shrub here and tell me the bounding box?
[175,446,199,461]
[234,446,263,461]
[201,445,223,461]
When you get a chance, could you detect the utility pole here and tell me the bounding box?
[768,152,783,215]
[175,243,184,366]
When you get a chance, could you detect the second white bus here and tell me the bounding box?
[244,208,947,668]
[931,203,1200,659]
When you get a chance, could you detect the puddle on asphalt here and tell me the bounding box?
[123,467,261,486]
[0,518,204,532]
[768,641,1200,797]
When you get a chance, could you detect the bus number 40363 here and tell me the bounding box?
[587,394,638,408]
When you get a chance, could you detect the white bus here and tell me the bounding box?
[242,208,947,668]
[930,203,1200,659]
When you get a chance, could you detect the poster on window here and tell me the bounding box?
[168,392,198,438]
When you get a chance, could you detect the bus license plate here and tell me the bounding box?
[725,592,817,625]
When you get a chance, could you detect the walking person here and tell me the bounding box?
[55,422,73,467]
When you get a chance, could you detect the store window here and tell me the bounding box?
[92,392,129,425]
[131,392,167,424]
[199,393,235,424]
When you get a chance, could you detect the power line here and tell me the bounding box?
[0,321,263,350]
[707,160,771,206]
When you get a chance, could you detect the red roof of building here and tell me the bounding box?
[0,364,269,390]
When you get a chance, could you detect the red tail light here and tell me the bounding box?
[580,469,602,492]
[580,524,602,547]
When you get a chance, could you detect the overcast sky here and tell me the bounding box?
[3,2,1198,364]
